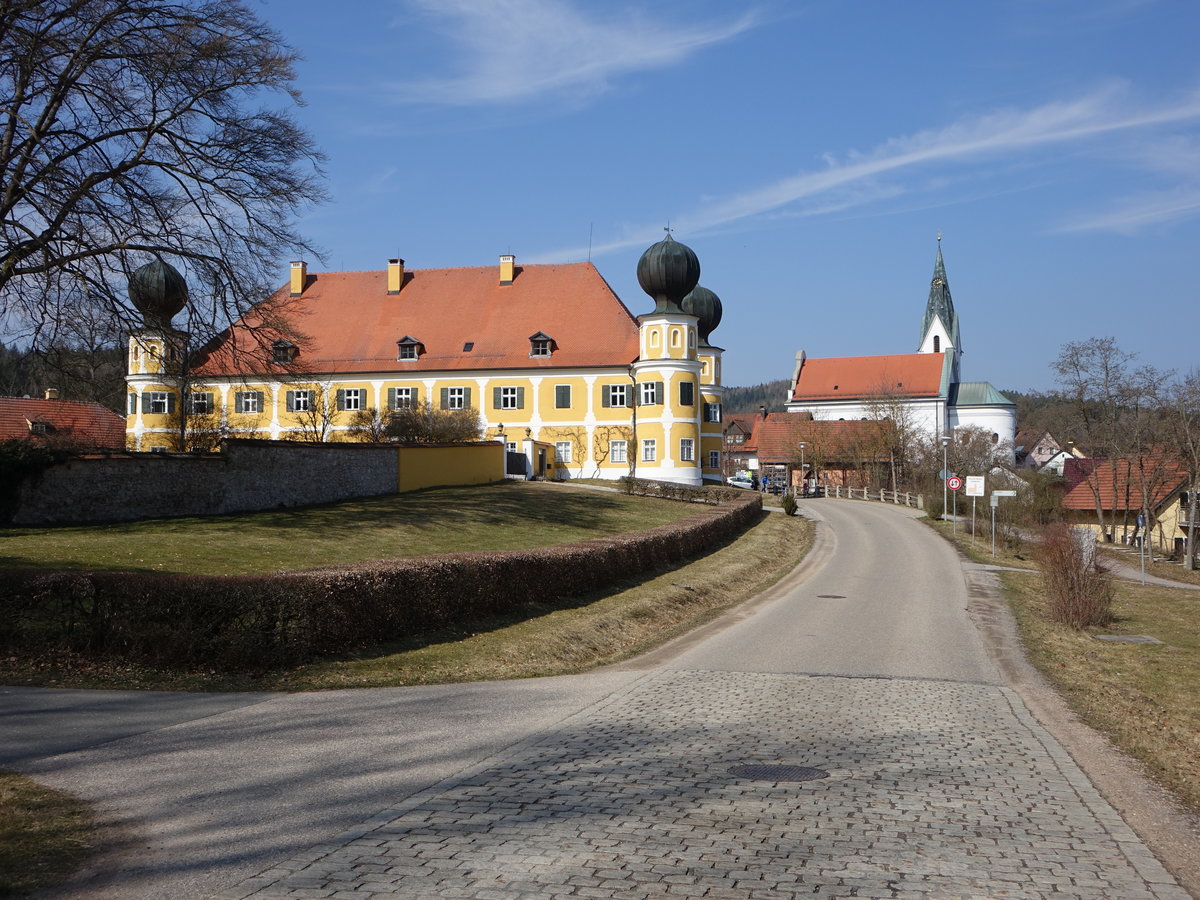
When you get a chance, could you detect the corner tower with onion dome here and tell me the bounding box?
[125,256,189,448]
[633,233,711,485]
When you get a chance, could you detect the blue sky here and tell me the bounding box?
[259,0,1199,394]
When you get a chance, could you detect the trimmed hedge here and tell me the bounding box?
[1,492,762,671]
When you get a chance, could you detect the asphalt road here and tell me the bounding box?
[3,499,1194,899]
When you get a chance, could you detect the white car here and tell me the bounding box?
[727,477,755,490]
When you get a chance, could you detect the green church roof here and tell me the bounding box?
[948,381,1014,407]
[920,243,960,349]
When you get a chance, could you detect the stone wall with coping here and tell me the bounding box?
[10,438,441,526]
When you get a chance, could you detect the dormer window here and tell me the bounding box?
[272,340,298,364]
[529,332,555,358]
[27,419,51,435]
[396,336,424,360]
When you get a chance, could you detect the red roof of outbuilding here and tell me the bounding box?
[0,397,126,449]
[754,417,891,464]
[193,262,641,376]
[790,353,945,402]
[1061,456,1187,512]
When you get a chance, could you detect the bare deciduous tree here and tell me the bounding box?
[0,0,325,346]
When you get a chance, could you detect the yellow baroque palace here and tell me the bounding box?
[125,236,726,485]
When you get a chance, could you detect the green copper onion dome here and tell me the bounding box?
[637,234,700,314]
[682,284,722,346]
[129,256,187,327]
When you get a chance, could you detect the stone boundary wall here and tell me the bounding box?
[10,439,501,526]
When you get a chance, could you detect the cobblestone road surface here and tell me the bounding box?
[218,667,1188,899]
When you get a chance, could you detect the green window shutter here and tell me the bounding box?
[336,388,345,411]
[440,387,449,409]
[256,391,264,412]
[602,385,611,408]
[656,381,664,404]
[493,386,502,409]
[680,381,694,406]
[464,387,472,409]
[411,387,419,406]
[556,385,570,408]
[516,386,525,409]
[387,387,395,410]
[167,392,176,414]
[286,391,295,412]
[129,393,136,414]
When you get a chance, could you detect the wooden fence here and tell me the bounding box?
[826,485,924,509]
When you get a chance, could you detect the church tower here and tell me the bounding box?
[682,283,725,483]
[125,256,189,450]
[633,234,704,485]
[917,238,962,386]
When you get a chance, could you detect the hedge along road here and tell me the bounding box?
[2,501,1194,900]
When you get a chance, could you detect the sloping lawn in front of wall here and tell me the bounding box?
[0,482,700,576]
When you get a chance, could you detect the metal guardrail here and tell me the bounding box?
[826,485,925,509]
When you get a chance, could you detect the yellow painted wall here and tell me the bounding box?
[397,443,503,492]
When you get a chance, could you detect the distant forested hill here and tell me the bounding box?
[723,379,791,415]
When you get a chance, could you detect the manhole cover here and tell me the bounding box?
[729,764,829,782]
[817,594,846,599]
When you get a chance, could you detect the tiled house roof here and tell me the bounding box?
[790,353,946,402]
[1061,456,1188,512]
[0,396,126,448]
[193,262,641,376]
[754,418,891,464]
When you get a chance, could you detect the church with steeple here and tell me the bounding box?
[784,239,1016,454]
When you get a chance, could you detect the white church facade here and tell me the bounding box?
[784,241,1017,454]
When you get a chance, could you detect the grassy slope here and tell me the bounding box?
[0,481,699,576]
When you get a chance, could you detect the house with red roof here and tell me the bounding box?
[0,390,126,449]
[125,239,730,485]
[784,241,1016,457]
[1060,454,1192,554]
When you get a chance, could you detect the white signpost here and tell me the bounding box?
[965,476,985,535]
[990,490,1018,557]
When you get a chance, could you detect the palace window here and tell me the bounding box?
[494,386,525,410]
[337,388,363,411]
[555,441,572,463]
[143,391,174,415]
[708,450,720,469]
[236,391,263,414]
[641,439,656,462]
[286,390,311,412]
[388,387,415,410]
[188,392,213,415]
[639,381,662,406]
[529,332,555,357]
[441,386,470,410]
[679,381,695,407]
[705,402,722,423]
[610,440,627,463]
[603,384,629,408]
[680,438,695,462]
[271,340,297,364]
[555,384,571,408]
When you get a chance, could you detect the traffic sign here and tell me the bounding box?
[965,475,985,497]
[947,475,963,491]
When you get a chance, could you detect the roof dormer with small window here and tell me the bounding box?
[529,332,556,358]
[397,335,425,360]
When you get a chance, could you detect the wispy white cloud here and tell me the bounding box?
[384,0,760,106]
[1056,189,1200,234]
[539,82,1200,260]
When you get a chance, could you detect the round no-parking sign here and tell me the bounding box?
[947,475,963,491]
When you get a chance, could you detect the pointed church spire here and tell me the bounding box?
[919,238,959,351]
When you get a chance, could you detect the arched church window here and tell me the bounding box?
[992,433,999,444]
[670,328,680,348]
[933,336,940,352]
[650,330,660,348]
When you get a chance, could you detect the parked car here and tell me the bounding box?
[727,477,755,490]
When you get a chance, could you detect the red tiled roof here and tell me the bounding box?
[1061,456,1187,512]
[0,397,126,449]
[790,353,944,402]
[194,262,641,376]
[754,418,892,464]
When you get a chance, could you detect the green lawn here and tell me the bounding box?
[0,481,700,576]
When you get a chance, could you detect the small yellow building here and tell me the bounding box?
[125,237,726,485]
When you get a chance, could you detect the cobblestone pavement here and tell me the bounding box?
[216,668,1188,900]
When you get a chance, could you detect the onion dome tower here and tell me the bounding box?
[682,284,722,347]
[129,256,188,329]
[636,234,700,314]
[126,256,190,451]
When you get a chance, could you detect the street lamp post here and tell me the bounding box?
[941,434,950,521]
[799,441,807,496]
